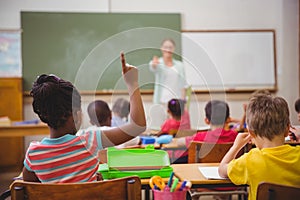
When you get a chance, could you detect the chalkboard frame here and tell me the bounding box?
[181,29,277,94]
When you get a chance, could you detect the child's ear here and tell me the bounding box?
[248,130,256,138]
[204,118,210,125]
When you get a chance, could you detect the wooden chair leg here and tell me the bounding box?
[127,178,140,200]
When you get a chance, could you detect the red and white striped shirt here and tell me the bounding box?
[24,129,103,183]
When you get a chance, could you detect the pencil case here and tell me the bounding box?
[98,147,173,179]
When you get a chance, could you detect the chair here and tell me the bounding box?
[188,141,251,163]
[187,141,251,200]
[6,176,141,200]
[188,142,233,163]
[160,130,198,164]
[256,182,300,200]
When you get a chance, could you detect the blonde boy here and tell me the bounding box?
[219,94,300,200]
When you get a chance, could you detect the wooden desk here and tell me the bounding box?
[0,123,49,171]
[171,163,236,188]
[0,123,49,137]
[142,163,240,199]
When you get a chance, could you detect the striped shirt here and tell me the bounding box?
[24,129,103,183]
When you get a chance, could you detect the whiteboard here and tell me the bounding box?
[181,30,276,92]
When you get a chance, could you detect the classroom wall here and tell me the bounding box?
[0,0,299,133]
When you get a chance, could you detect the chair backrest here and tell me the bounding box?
[188,142,233,163]
[10,176,141,200]
[256,182,300,200]
[188,141,251,163]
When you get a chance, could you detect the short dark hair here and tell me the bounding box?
[30,74,81,129]
[168,99,185,118]
[112,98,130,118]
[87,100,111,126]
[205,100,230,125]
[295,98,300,113]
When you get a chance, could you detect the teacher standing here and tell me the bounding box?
[149,38,187,104]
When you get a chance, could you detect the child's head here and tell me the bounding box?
[251,89,271,98]
[112,98,130,119]
[87,100,111,127]
[246,94,290,140]
[167,98,185,118]
[30,74,81,131]
[205,100,230,126]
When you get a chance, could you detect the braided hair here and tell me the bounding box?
[30,74,81,129]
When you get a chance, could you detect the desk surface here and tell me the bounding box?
[171,163,233,187]
[0,123,49,137]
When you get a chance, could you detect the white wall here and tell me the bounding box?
[1,0,299,132]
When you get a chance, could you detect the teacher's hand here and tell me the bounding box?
[151,56,160,69]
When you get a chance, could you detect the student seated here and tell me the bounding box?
[87,100,112,129]
[167,100,244,164]
[111,98,130,127]
[173,100,244,147]
[22,53,146,183]
[85,99,140,148]
[218,94,300,200]
[157,98,191,137]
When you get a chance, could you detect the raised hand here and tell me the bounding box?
[120,52,138,89]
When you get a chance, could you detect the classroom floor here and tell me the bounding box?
[0,171,19,200]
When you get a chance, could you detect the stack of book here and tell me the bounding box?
[0,116,11,126]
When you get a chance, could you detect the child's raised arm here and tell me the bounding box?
[101,52,146,148]
[218,132,252,178]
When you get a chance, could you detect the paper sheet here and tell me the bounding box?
[198,166,227,180]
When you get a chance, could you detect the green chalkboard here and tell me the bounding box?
[21,12,181,92]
